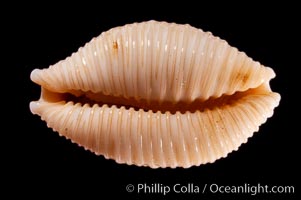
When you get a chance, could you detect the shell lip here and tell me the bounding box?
[30,82,278,116]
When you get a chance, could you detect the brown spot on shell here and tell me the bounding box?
[236,73,249,86]
[113,41,118,50]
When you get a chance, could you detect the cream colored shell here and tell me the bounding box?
[30,20,280,168]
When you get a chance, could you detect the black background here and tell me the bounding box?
[9,3,298,199]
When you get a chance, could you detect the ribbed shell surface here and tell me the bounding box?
[30,21,280,168]
[31,21,275,102]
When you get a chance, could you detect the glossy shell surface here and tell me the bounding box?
[30,21,280,168]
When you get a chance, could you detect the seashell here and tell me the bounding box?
[30,20,280,168]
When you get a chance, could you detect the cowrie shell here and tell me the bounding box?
[30,21,280,168]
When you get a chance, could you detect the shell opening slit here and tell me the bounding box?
[30,21,280,168]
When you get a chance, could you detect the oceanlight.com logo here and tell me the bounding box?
[125,183,295,196]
